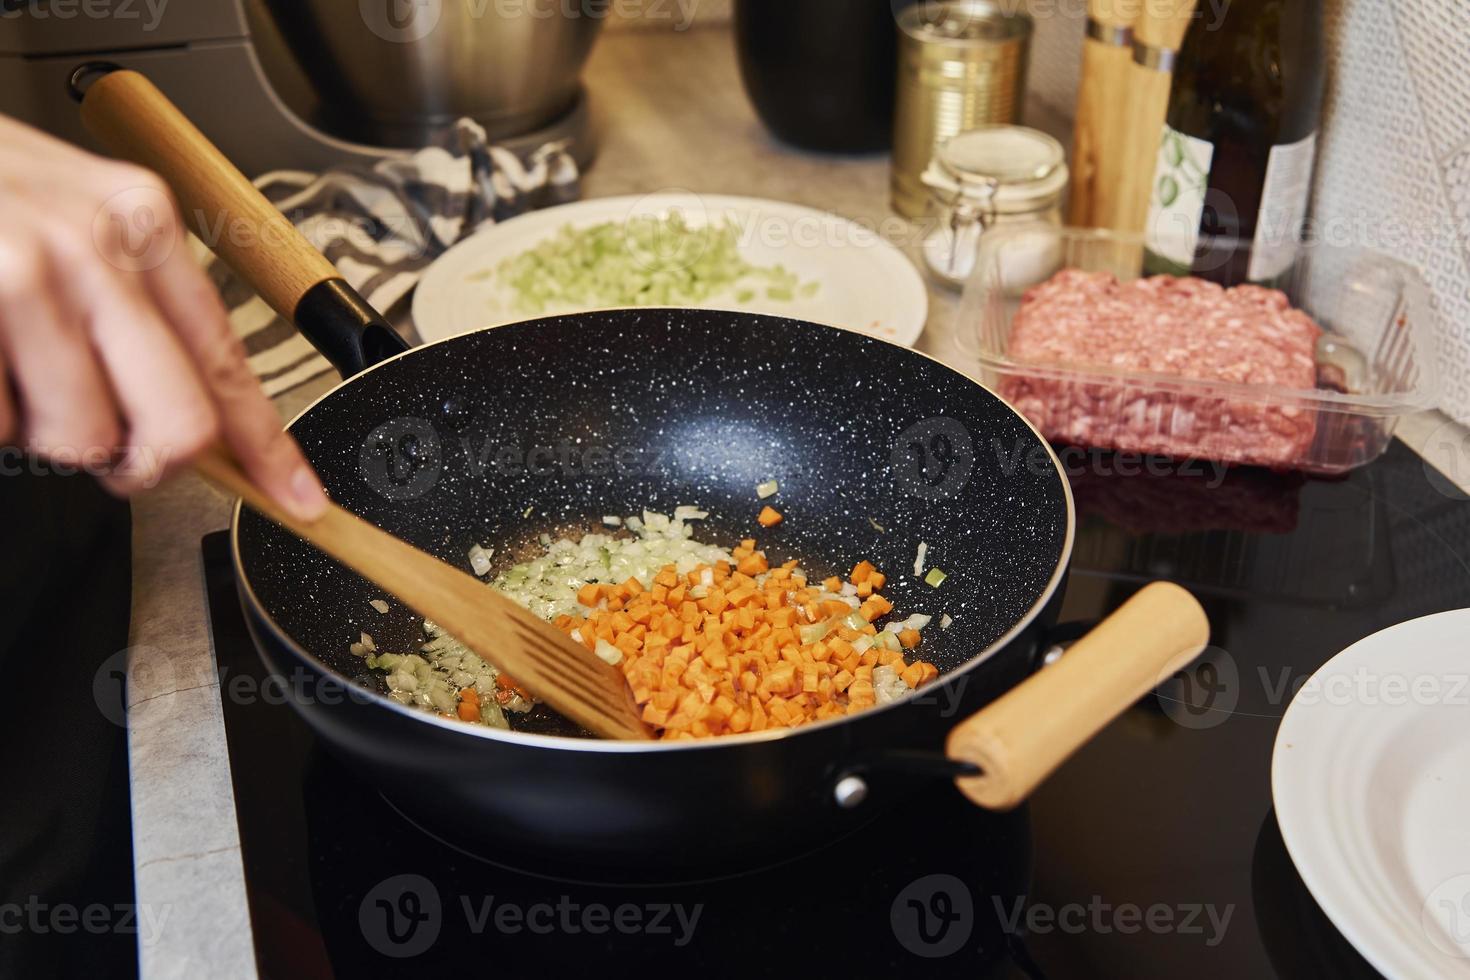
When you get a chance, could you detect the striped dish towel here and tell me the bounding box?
[207,120,580,397]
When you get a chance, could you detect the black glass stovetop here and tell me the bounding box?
[205,440,1470,979]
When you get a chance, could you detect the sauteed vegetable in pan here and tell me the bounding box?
[79,69,1209,872]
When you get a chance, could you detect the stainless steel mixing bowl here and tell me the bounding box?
[262,0,606,146]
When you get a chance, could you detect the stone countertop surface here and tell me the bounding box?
[122,22,1470,980]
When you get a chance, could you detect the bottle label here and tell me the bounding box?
[1145,125,1216,270]
[1248,133,1318,281]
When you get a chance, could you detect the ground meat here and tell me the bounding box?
[999,270,1324,468]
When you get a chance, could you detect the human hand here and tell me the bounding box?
[0,115,327,519]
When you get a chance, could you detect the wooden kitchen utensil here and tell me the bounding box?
[193,448,651,740]
[1117,0,1200,233]
[1068,0,1143,227]
[78,69,648,740]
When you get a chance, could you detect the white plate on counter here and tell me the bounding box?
[1272,609,1470,978]
[411,193,929,347]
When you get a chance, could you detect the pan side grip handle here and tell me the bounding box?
[947,581,1209,811]
[78,68,408,377]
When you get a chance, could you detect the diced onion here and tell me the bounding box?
[874,665,910,704]
[490,510,732,623]
[903,613,932,631]
[913,541,928,578]
[359,632,376,653]
[468,544,493,577]
[594,639,624,666]
[799,620,835,645]
[369,599,390,614]
[756,480,779,499]
[941,614,953,630]
[602,516,622,527]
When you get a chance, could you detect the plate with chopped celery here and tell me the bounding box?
[410,193,929,346]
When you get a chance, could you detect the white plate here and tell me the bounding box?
[1273,609,1470,979]
[411,192,928,346]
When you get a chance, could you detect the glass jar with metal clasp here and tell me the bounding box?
[919,125,1069,289]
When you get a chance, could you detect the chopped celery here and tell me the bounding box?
[491,211,818,314]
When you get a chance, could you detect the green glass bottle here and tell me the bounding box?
[1143,0,1326,285]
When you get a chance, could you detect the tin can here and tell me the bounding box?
[891,0,1033,218]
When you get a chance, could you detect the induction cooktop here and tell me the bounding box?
[205,440,1470,979]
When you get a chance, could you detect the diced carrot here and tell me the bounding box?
[858,595,893,622]
[757,506,783,528]
[509,533,943,740]
[737,553,768,576]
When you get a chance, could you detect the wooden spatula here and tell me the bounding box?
[194,448,651,740]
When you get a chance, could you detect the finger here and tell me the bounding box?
[0,228,123,471]
[145,243,328,521]
[80,265,221,496]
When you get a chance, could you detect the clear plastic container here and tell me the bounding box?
[955,226,1439,474]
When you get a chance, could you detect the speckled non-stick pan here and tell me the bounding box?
[80,70,1209,872]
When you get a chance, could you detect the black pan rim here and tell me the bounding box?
[229,308,1077,753]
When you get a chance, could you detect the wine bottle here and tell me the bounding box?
[1143,0,1325,284]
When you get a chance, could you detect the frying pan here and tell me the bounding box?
[78,70,1208,872]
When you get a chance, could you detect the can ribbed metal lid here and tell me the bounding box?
[898,0,1033,44]
[930,125,1067,210]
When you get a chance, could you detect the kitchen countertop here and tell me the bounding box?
[121,23,1470,979]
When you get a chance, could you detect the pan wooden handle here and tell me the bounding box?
[79,69,336,317]
[947,582,1208,810]
[78,68,408,376]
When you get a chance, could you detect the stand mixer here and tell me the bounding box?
[0,0,598,176]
